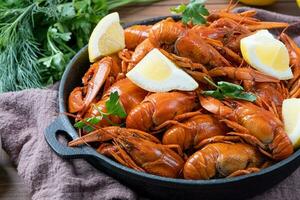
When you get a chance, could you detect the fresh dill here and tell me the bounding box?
[0,0,159,92]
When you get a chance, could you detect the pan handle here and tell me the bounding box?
[45,115,96,159]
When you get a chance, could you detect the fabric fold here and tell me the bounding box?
[0,89,136,200]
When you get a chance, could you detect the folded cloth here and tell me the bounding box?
[0,7,300,200]
[0,88,136,200]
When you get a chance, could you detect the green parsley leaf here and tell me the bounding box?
[225,92,257,102]
[202,90,225,100]
[218,81,244,94]
[202,78,257,102]
[74,116,102,132]
[73,91,126,132]
[170,0,209,25]
[170,4,186,14]
[105,91,127,118]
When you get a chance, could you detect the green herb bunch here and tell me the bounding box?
[0,0,158,92]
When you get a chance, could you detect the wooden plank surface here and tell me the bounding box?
[0,0,299,199]
[119,0,300,22]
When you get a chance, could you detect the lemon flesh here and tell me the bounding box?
[126,48,198,92]
[88,12,125,62]
[283,98,300,149]
[239,0,276,6]
[241,30,293,80]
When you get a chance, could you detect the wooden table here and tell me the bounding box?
[119,0,299,22]
[0,0,299,199]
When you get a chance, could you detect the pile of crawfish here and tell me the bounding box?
[67,7,300,180]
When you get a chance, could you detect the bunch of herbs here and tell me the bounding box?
[0,0,158,92]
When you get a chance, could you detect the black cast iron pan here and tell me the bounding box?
[45,15,300,200]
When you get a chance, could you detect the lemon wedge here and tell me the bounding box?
[297,0,300,7]
[88,12,125,62]
[126,48,198,92]
[241,30,293,80]
[283,98,300,149]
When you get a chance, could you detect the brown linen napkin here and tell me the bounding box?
[0,7,300,200]
[0,88,136,200]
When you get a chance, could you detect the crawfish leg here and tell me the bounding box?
[256,97,280,120]
[208,41,243,65]
[221,119,249,134]
[239,10,257,18]
[227,132,266,150]
[159,49,208,72]
[194,135,241,149]
[220,46,243,64]
[258,148,273,160]
[185,70,211,84]
[152,120,190,133]
[227,167,260,178]
[68,129,112,147]
[247,22,289,31]
[290,79,300,98]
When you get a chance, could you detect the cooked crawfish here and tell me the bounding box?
[130,38,155,64]
[162,114,227,150]
[208,18,251,53]
[175,30,230,68]
[70,128,184,178]
[84,78,147,126]
[129,19,186,66]
[191,24,244,64]
[183,143,264,180]
[125,25,151,50]
[250,83,288,119]
[114,133,184,178]
[149,18,186,47]
[199,96,294,160]
[280,33,300,98]
[126,92,198,132]
[67,5,298,180]
[68,57,112,115]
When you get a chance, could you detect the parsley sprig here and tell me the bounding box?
[202,77,257,102]
[170,0,209,25]
[74,91,127,132]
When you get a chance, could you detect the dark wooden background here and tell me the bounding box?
[0,0,299,199]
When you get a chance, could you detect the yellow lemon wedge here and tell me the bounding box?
[283,98,300,149]
[88,12,125,62]
[241,30,293,80]
[126,48,198,92]
[239,0,276,6]
[297,0,300,7]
